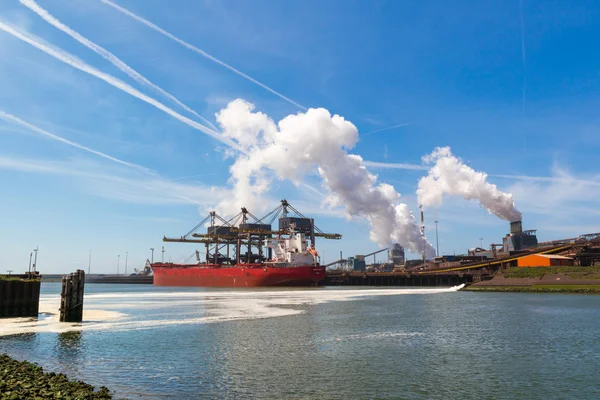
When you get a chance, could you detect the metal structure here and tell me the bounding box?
[162,200,341,265]
[325,247,390,270]
[420,205,426,265]
[503,220,538,252]
[434,221,439,257]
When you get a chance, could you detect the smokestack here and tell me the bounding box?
[510,220,523,234]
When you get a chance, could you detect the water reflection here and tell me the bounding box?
[54,331,84,375]
[57,330,82,350]
[0,332,37,344]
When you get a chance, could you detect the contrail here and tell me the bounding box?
[0,111,146,171]
[0,20,245,153]
[519,0,526,115]
[362,123,410,136]
[362,160,428,171]
[20,0,218,131]
[99,0,306,110]
[0,113,203,204]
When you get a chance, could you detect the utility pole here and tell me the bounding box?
[125,252,128,275]
[150,248,155,263]
[33,247,39,272]
[117,254,120,275]
[161,246,165,263]
[28,252,33,273]
[434,221,439,257]
[420,205,426,266]
[88,250,92,274]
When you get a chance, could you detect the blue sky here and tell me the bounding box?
[1,0,599,274]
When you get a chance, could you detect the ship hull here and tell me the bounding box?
[151,264,325,287]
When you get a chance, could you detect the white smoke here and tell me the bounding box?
[417,147,522,222]
[216,100,435,257]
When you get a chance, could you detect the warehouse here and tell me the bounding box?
[517,254,574,268]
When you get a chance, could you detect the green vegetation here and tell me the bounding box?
[502,266,600,279]
[0,354,112,399]
[463,285,600,294]
[0,275,40,282]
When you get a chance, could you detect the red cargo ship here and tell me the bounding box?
[151,264,325,287]
[151,201,339,287]
[152,230,324,287]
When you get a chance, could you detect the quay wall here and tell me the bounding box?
[324,272,474,286]
[0,275,41,318]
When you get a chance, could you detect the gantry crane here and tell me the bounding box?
[162,200,342,265]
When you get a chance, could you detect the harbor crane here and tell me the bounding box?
[162,200,341,265]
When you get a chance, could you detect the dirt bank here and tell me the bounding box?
[464,266,600,293]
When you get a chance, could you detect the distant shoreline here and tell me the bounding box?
[463,285,600,294]
[462,266,600,294]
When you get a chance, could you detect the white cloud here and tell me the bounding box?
[500,163,600,237]
[215,99,435,256]
[0,155,224,207]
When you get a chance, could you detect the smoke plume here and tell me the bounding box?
[417,147,522,222]
[215,100,435,257]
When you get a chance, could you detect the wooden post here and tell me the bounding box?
[59,270,85,323]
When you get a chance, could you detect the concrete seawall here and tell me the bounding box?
[0,276,41,318]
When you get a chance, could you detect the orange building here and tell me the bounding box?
[517,254,574,268]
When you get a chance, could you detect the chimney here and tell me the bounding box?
[510,220,523,235]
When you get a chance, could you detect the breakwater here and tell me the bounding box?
[86,275,153,284]
[0,354,112,399]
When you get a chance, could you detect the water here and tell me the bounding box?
[1,284,600,399]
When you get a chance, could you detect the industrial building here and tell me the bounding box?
[503,220,539,252]
[517,254,573,268]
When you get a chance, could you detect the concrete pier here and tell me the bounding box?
[0,274,41,318]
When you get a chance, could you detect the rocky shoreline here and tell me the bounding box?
[0,354,112,399]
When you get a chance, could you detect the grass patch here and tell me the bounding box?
[533,284,600,290]
[0,275,40,282]
[463,285,600,294]
[0,353,112,399]
[502,266,600,279]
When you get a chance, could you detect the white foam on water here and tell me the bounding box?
[0,285,463,336]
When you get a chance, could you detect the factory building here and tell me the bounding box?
[388,243,405,265]
[503,220,538,252]
[517,254,573,267]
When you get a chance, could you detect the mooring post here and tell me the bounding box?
[59,269,85,323]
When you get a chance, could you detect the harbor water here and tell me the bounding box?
[1,283,600,399]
